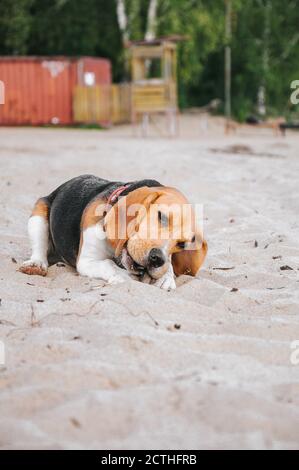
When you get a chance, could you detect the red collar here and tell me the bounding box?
[106,184,130,206]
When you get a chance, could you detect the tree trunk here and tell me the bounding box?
[116,0,129,46]
[256,0,271,116]
[224,0,232,119]
[145,0,158,41]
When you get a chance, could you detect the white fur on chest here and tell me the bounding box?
[76,223,130,284]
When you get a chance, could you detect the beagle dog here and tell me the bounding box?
[19,175,207,290]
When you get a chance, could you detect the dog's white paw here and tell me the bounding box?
[153,273,176,291]
[19,259,48,277]
[108,271,130,285]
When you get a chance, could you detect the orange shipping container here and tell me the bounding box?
[0,56,111,125]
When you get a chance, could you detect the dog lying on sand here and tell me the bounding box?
[19,175,207,290]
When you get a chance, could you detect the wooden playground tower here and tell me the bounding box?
[129,36,183,136]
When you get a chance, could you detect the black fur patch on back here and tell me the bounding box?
[46,175,163,267]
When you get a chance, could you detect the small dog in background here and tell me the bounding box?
[19,175,207,290]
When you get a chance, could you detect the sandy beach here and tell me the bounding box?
[0,117,299,449]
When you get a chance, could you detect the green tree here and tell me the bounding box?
[27,0,123,80]
[0,0,32,54]
[1,0,298,118]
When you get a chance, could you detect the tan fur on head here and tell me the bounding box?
[104,185,207,279]
[104,187,160,257]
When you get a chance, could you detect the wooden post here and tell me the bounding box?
[262,0,271,116]
[225,0,232,121]
[142,113,149,137]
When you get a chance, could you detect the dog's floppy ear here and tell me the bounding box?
[104,187,160,256]
[172,238,208,277]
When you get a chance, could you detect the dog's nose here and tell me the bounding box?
[148,248,165,268]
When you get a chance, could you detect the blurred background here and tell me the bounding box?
[0,0,298,125]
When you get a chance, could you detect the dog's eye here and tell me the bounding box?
[177,241,186,250]
[158,211,168,226]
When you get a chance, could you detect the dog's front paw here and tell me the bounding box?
[19,259,48,277]
[108,271,130,285]
[153,273,176,291]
